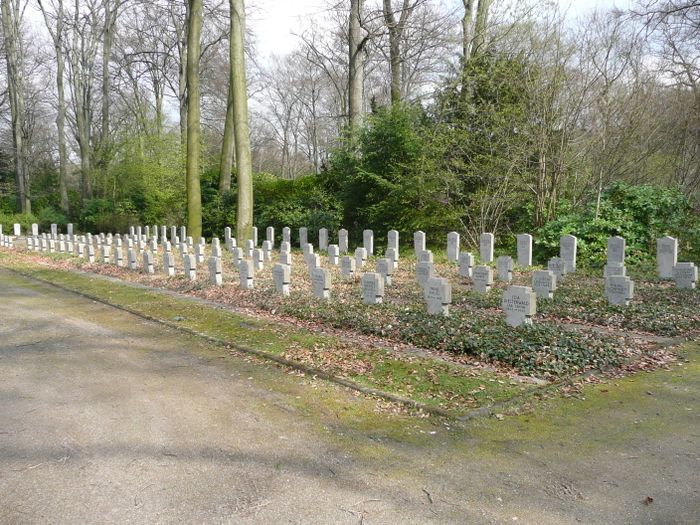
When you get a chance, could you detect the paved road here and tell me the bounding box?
[1,269,698,524]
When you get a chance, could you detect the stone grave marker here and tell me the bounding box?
[355,247,367,268]
[532,270,556,299]
[607,236,626,265]
[32,223,38,236]
[480,233,494,263]
[673,262,697,289]
[363,229,374,255]
[245,239,254,258]
[262,240,272,262]
[416,261,434,288]
[548,257,567,280]
[253,249,264,271]
[311,267,331,299]
[319,228,328,251]
[361,272,385,304]
[212,239,222,259]
[560,234,577,273]
[77,243,85,259]
[657,236,678,279]
[472,265,493,294]
[113,247,124,267]
[232,247,243,266]
[163,252,175,276]
[87,245,95,263]
[604,262,626,277]
[388,230,399,252]
[299,227,308,248]
[306,253,320,273]
[517,234,533,267]
[101,245,111,264]
[273,263,291,296]
[328,244,340,265]
[502,285,537,327]
[252,226,258,246]
[143,252,155,274]
[419,250,433,263]
[424,277,451,316]
[447,232,460,263]
[279,250,292,267]
[459,252,474,278]
[195,243,205,264]
[386,247,398,271]
[239,260,254,289]
[496,256,513,282]
[413,230,426,255]
[605,275,634,306]
[376,258,393,286]
[338,229,349,253]
[51,223,58,238]
[282,227,291,244]
[266,226,275,248]
[208,256,222,286]
[340,256,356,280]
[128,249,139,271]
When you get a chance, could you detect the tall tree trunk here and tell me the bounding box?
[219,3,236,194]
[382,0,413,105]
[231,0,253,242]
[1,0,30,213]
[186,0,203,239]
[460,0,476,104]
[39,0,69,213]
[101,1,116,170]
[348,0,365,129]
[472,0,491,56]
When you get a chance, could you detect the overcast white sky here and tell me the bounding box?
[248,0,631,59]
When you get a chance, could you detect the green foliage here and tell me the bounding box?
[0,212,38,233]
[535,182,694,265]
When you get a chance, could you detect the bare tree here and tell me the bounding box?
[186,0,202,238]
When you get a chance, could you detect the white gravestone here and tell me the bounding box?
[328,244,340,265]
[32,223,38,236]
[338,229,349,253]
[532,270,556,300]
[232,246,244,266]
[416,261,434,288]
[266,226,275,248]
[496,256,513,282]
[673,262,697,289]
[245,239,254,259]
[114,247,124,267]
[128,249,139,271]
[311,267,331,299]
[262,240,272,262]
[101,246,111,264]
[279,250,292,267]
[502,286,537,327]
[282,227,291,244]
[253,249,264,271]
[517,234,533,267]
[657,236,677,279]
[355,247,367,268]
[239,260,254,289]
[299,227,308,248]
[51,223,58,238]
[604,262,626,278]
[195,243,205,264]
[340,256,356,280]
[143,252,155,274]
[13,223,20,236]
[605,275,634,306]
[479,233,494,263]
[208,256,222,286]
[387,230,399,252]
[361,272,385,304]
[280,241,291,253]
[87,245,95,263]
[183,254,196,280]
[363,229,374,255]
[273,263,291,296]
[472,265,493,294]
[386,247,398,271]
[303,243,314,257]
[376,258,393,286]
[419,250,433,263]
[252,226,258,246]
[163,252,175,276]
[447,232,460,263]
[424,277,451,316]
[607,236,626,265]
[306,253,320,273]
[547,257,567,280]
[560,234,577,273]
[413,231,426,256]
[458,252,474,278]
[319,228,328,251]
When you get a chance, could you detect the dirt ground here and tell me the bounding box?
[1,268,698,524]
